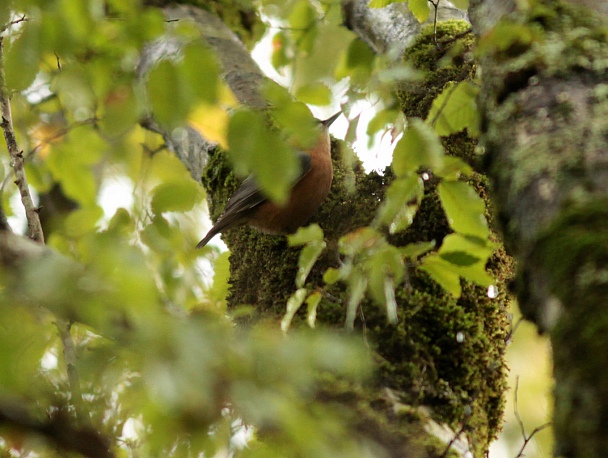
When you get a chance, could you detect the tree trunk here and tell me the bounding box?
[469,0,608,455]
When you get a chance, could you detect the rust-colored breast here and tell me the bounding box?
[248,134,333,234]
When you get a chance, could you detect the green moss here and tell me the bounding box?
[390,19,512,454]
[398,20,476,120]
[201,18,512,456]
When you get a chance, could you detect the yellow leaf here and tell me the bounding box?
[189,104,230,149]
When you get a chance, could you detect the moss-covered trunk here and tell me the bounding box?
[471,1,608,455]
[202,18,511,456]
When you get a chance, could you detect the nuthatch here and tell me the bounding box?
[197,112,341,248]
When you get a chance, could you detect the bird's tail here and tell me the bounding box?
[196,230,218,249]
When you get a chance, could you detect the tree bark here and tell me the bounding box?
[468,0,608,456]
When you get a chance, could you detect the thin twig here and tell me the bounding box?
[1,15,28,33]
[0,37,45,243]
[513,376,552,458]
[56,320,92,427]
[429,0,441,49]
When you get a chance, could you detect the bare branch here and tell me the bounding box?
[0,37,45,244]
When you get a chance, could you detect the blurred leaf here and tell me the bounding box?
[306,291,322,328]
[204,251,231,310]
[0,2,12,31]
[271,31,291,70]
[281,288,307,332]
[106,208,135,237]
[367,109,401,138]
[289,0,317,54]
[101,84,140,137]
[366,244,404,315]
[399,240,436,258]
[295,82,331,106]
[438,180,490,238]
[427,81,480,137]
[375,174,424,233]
[434,155,473,180]
[263,81,318,148]
[189,103,230,149]
[323,267,341,285]
[147,60,188,129]
[148,150,194,183]
[151,180,201,214]
[64,206,104,237]
[476,21,534,55]
[345,270,367,331]
[295,241,326,288]
[5,21,41,91]
[288,223,324,246]
[409,0,431,23]
[392,118,444,175]
[228,109,299,205]
[335,38,375,85]
[181,43,220,104]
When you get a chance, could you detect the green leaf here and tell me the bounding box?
[228,109,299,205]
[409,0,431,23]
[438,181,490,238]
[271,31,291,69]
[281,287,308,332]
[100,84,140,137]
[295,241,326,288]
[434,156,473,180]
[440,251,479,267]
[151,180,202,214]
[306,292,322,328]
[64,206,104,238]
[345,271,367,331]
[181,43,220,104]
[365,243,405,305]
[0,2,11,31]
[147,60,188,129]
[427,81,480,137]
[288,224,324,246]
[419,254,462,297]
[335,38,375,84]
[5,22,41,91]
[476,21,534,55]
[392,118,445,175]
[400,240,436,258]
[289,0,317,54]
[323,267,342,284]
[295,82,331,106]
[375,174,423,233]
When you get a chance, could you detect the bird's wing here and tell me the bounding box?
[196,153,311,248]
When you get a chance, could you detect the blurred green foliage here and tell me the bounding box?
[0,0,509,455]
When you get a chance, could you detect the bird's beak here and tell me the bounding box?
[321,112,341,128]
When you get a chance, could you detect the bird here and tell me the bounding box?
[196,112,341,248]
